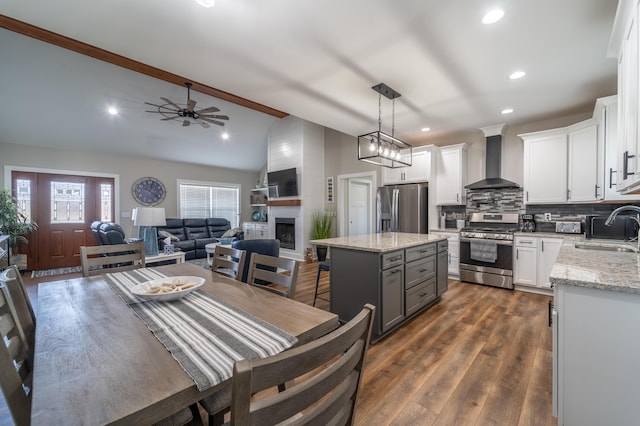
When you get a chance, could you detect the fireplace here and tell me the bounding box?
[275,218,295,250]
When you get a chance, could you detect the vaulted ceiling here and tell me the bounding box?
[0,0,619,171]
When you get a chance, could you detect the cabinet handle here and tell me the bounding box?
[456,193,459,202]
[567,188,570,199]
[548,301,554,327]
[609,168,616,188]
[526,191,529,201]
[542,240,544,251]
[448,253,451,264]
[595,184,599,198]
[624,151,635,179]
[419,268,428,273]
[389,256,402,262]
[389,269,401,274]
[419,292,427,298]
[516,249,519,260]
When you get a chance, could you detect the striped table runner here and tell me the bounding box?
[104,268,298,391]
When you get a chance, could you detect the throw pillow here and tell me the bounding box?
[221,227,242,238]
[158,230,180,241]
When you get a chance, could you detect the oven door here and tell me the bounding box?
[460,238,513,287]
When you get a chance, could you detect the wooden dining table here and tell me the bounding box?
[31,262,338,425]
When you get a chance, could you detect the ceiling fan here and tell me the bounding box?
[145,82,229,128]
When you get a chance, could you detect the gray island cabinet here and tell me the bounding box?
[311,232,448,341]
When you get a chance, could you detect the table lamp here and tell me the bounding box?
[133,207,166,256]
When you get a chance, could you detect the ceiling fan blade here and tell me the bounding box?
[161,97,182,110]
[199,114,229,120]
[187,99,197,112]
[195,106,220,114]
[200,117,226,126]
[161,116,177,121]
[183,120,191,127]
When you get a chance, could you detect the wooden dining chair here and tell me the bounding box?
[0,265,36,350]
[228,303,375,425]
[246,253,300,298]
[0,280,34,426]
[212,245,246,281]
[79,241,145,277]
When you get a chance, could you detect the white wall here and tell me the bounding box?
[0,142,259,238]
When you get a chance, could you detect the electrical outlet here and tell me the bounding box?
[544,213,552,221]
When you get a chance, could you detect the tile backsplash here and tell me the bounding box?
[439,187,639,232]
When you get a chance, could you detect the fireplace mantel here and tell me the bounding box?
[267,199,302,207]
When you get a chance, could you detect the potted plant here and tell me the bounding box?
[310,209,334,262]
[0,188,37,267]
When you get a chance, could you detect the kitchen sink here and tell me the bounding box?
[574,242,638,253]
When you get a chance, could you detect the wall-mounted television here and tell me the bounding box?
[267,168,298,198]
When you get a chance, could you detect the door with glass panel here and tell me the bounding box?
[12,171,114,270]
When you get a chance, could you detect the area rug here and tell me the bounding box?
[31,266,82,278]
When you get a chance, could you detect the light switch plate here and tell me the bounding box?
[544,213,551,221]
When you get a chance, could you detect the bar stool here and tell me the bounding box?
[313,262,331,307]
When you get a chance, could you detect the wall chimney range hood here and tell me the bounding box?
[465,124,520,190]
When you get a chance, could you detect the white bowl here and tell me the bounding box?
[131,276,205,302]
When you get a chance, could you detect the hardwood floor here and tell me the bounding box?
[6,261,556,426]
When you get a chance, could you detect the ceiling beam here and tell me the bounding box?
[0,14,289,119]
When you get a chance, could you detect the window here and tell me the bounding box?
[179,180,240,227]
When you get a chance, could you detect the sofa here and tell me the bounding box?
[157,218,244,260]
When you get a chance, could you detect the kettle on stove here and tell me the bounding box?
[521,214,536,232]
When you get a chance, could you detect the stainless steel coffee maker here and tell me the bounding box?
[521,214,536,232]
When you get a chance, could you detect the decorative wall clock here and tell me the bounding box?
[132,177,166,206]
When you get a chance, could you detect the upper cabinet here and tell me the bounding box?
[520,94,640,204]
[567,120,602,202]
[435,144,467,205]
[521,129,568,204]
[596,96,640,201]
[381,146,432,185]
[610,0,640,194]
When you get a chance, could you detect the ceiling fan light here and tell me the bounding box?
[196,0,215,7]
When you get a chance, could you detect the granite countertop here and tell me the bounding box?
[551,240,640,294]
[430,228,461,233]
[310,232,446,253]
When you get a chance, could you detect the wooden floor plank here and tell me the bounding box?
[14,262,557,426]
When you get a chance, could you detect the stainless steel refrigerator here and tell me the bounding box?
[377,183,428,233]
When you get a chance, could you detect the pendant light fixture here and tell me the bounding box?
[358,83,412,168]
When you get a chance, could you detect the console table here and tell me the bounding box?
[145,251,186,266]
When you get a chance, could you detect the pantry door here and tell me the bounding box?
[11,171,115,270]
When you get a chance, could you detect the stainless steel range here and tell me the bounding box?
[459,212,519,289]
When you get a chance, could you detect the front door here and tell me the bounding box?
[11,171,115,270]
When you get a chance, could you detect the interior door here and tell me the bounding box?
[11,171,114,270]
[348,179,370,236]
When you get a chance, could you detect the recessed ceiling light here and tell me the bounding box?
[196,0,215,7]
[107,107,118,116]
[222,132,229,140]
[482,9,504,24]
[509,71,526,80]
[501,108,514,115]
[421,127,431,132]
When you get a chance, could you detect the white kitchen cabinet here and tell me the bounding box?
[521,129,568,204]
[594,95,640,201]
[435,144,467,205]
[610,0,640,193]
[430,230,459,278]
[554,283,640,425]
[381,146,432,185]
[537,237,562,288]
[514,236,537,286]
[514,235,561,292]
[567,120,601,202]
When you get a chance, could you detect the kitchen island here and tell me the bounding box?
[550,242,640,425]
[311,232,448,342]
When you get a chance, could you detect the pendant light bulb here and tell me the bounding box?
[196,0,215,7]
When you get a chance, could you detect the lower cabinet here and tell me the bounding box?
[330,239,447,341]
[431,230,460,278]
[514,235,562,293]
[243,222,269,240]
[554,284,640,425]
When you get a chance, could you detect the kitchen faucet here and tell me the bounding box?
[605,205,640,252]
